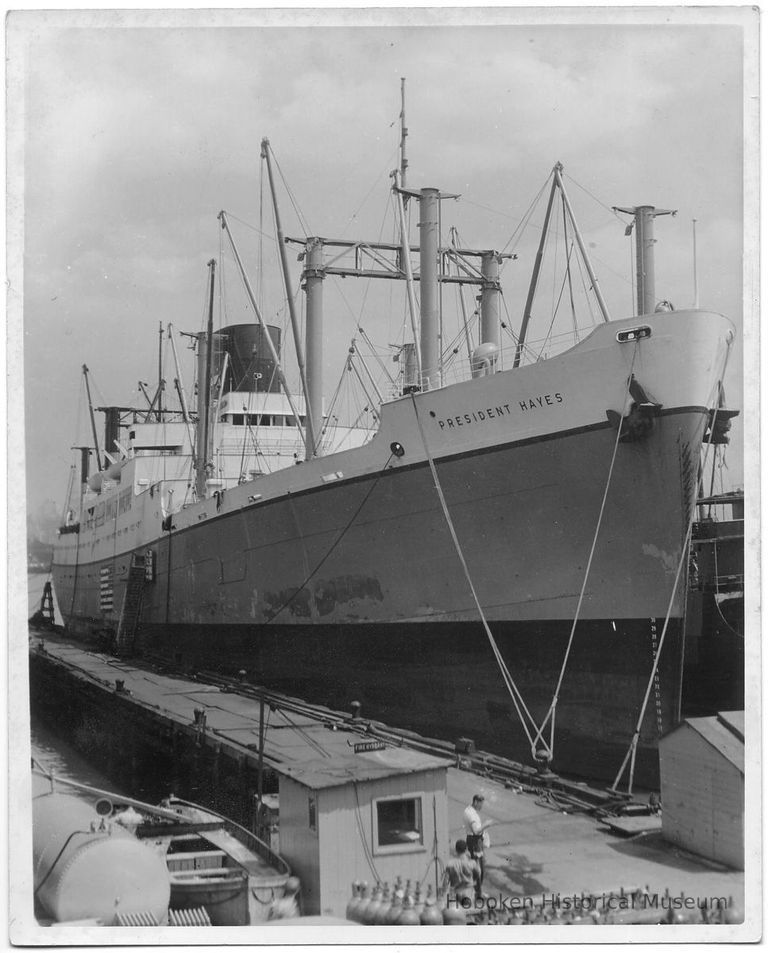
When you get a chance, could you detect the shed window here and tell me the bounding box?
[308,794,317,832]
[373,795,424,854]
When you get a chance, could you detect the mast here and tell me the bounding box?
[692,218,699,308]
[393,171,422,382]
[613,204,676,316]
[555,164,611,324]
[82,364,102,471]
[195,259,215,500]
[479,251,501,350]
[514,173,559,368]
[419,187,440,391]
[157,321,164,420]
[399,77,408,194]
[304,237,324,456]
[167,324,190,423]
[261,138,316,459]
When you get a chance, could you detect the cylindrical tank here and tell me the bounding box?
[32,780,170,925]
[213,325,281,394]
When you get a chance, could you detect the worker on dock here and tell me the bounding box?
[442,839,480,903]
[463,794,492,896]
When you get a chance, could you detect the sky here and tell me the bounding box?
[8,6,756,518]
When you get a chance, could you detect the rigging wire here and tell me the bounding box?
[409,395,540,748]
[259,154,265,317]
[562,171,627,226]
[271,148,311,237]
[611,335,736,794]
[530,342,640,760]
[339,146,400,239]
[562,199,578,339]
[498,172,552,257]
[534,243,576,363]
[571,239,598,328]
[352,780,382,882]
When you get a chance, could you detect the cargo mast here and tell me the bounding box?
[261,138,317,460]
[613,204,676,316]
[195,259,216,500]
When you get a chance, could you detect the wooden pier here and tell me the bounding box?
[28,629,746,924]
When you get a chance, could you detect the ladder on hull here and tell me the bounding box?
[114,555,147,657]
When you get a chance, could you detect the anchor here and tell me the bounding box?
[606,375,663,442]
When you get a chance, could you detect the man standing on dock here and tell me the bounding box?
[463,794,492,897]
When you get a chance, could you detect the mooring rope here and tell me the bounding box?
[409,394,540,749]
[531,340,640,761]
[611,331,735,795]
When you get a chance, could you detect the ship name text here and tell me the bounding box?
[436,393,564,430]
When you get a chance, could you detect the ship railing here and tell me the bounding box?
[219,818,291,878]
[383,324,598,400]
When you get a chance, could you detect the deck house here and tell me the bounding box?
[276,743,451,917]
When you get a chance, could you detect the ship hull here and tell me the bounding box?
[136,617,680,784]
[54,414,701,786]
[51,311,736,786]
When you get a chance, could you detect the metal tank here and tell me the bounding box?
[213,324,281,394]
[32,777,170,925]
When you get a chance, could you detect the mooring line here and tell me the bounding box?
[409,394,540,749]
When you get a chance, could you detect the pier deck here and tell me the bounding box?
[28,630,744,922]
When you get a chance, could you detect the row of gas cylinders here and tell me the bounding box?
[345,878,466,926]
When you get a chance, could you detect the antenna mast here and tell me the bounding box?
[400,77,409,194]
[692,218,699,308]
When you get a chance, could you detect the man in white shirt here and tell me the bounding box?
[463,793,492,896]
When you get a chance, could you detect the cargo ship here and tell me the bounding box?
[50,116,739,787]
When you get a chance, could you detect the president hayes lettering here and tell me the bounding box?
[437,393,563,430]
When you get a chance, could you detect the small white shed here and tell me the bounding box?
[658,710,744,869]
[277,745,451,917]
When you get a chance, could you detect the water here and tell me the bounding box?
[29,569,126,800]
[30,718,127,802]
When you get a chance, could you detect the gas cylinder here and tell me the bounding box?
[443,904,467,925]
[419,887,443,926]
[412,882,424,920]
[363,883,384,925]
[346,881,362,921]
[354,881,373,923]
[397,894,421,926]
[386,887,404,924]
[373,883,392,925]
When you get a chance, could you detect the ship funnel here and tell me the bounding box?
[471,343,499,378]
[213,324,281,394]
